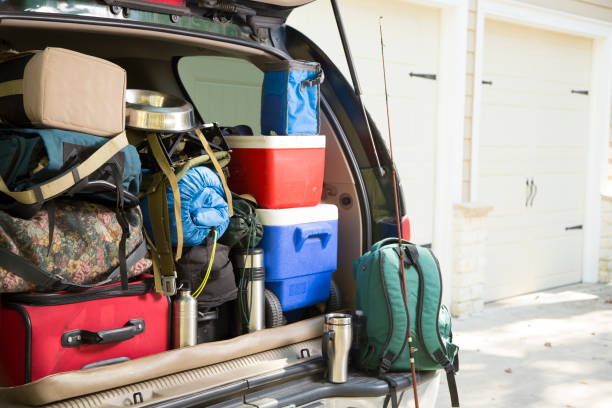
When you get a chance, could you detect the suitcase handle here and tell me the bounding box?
[61,319,145,348]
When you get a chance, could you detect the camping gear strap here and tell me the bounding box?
[146,133,183,260]
[0,241,147,292]
[0,131,128,205]
[146,171,178,296]
[194,128,233,217]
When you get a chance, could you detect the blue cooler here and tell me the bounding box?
[256,204,338,311]
[261,60,323,135]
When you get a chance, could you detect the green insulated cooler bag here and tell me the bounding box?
[354,238,459,407]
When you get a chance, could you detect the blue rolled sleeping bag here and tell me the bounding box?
[143,166,230,247]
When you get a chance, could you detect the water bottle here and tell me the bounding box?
[233,248,265,333]
[323,313,353,383]
[173,287,197,348]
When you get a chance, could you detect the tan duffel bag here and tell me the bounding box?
[0,47,125,137]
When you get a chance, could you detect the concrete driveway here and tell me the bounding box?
[435,283,612,408]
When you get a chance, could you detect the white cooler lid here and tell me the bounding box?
[257,204,338,226]
[225,135,326,149]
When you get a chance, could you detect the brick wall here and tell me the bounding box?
[600,195,612,283]
[451,203,492,316]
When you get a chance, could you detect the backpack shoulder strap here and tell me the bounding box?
[376,246,412,375]
[404,245,442,365]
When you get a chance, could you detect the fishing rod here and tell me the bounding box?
[378,16,420,408]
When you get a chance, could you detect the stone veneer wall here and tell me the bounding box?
[599,195,612,283]
[451,203,492,317]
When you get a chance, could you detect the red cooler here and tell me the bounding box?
[225,135,325,209]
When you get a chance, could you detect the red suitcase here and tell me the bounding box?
[0,277,170,386]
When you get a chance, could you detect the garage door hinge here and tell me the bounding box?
[571,90,589,95]
[409,72,437,81]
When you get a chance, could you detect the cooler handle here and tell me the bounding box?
[295,224,332,250]
[61,319,145,348]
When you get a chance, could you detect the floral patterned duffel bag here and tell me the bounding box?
[0,199,150,293]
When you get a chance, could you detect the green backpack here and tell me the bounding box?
[354,238,459,407]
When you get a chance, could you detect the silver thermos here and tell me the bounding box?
[234,248,265,332]
[173,288,197,348]
[323,313,353,383]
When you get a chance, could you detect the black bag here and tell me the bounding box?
[176,238,237,308]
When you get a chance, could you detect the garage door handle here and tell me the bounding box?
[565,225,583,231]
[525,178,534,207]
[529,180,538,207]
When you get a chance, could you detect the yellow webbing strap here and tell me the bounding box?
[194,128,233,217]
[0,79,23,98]
[0,131,128,205]
[146,133,183,261]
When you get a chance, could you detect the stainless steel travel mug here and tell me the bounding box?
[234,248,265,332]
[323,313,352,383]
[173,289,197,348]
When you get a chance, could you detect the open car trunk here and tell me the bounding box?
[0,14,437,408]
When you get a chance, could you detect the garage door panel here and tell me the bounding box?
[487,215,532,244]
[482,87,542,109]
[336,0,440,66]
[480,105,536,146]
[531,169,585,213]
[363,95,436,149]
[534,95,590,114]
[480,20,591,301]
[530,236,582,282]
[484,21,592,83]
[535,122,588,148]
[533,149,586,174]
[483,78,583,96]
[482,82,589,114]
[480,147,530,176]
[355,58,439,98]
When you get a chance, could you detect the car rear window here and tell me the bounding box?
[177,56,263,133]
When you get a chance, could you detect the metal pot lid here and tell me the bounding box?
[125,89,196,133]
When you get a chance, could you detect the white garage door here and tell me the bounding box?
[478,20,592,301]
[288,0,440,245]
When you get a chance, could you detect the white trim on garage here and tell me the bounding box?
[470,0,612,284]
[401,0,469,306]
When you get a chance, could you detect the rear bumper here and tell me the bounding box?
[215,368,442,408]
